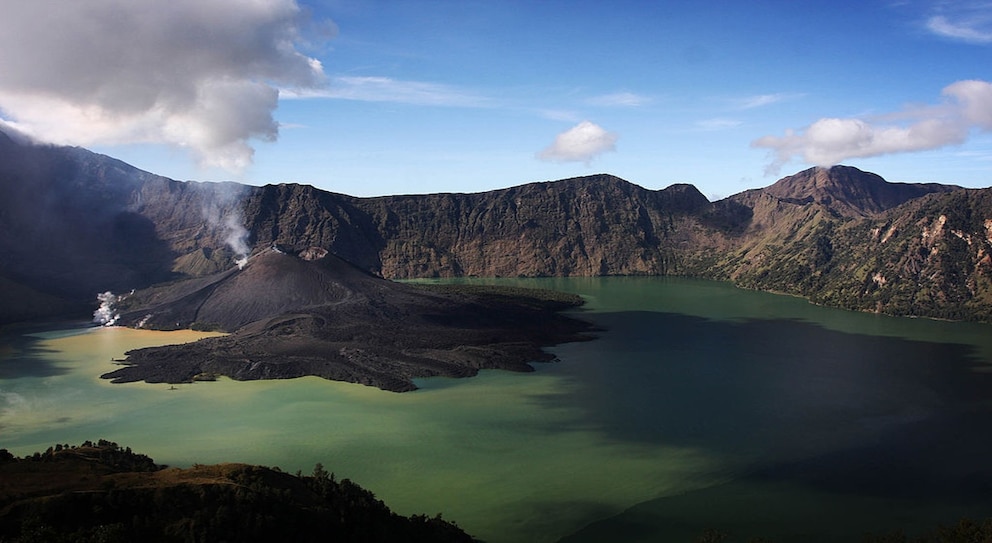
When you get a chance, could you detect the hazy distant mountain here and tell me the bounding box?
[2,130,990,332]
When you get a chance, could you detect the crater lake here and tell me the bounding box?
[3,277,992,542]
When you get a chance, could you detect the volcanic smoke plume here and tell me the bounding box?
[201,183,252,268]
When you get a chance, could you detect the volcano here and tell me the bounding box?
[102,248,595,392]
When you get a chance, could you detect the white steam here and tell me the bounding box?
[225,213,251,269]
[753,79,992,175]
[93,291,122,326]
[0,0,328,172]
[202,183,252,268]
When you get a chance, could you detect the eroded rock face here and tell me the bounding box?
[241,175,712,279]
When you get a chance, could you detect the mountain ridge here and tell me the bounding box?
[1,132,990,329]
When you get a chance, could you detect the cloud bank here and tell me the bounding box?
[0,0,326,171]
[538,121,618,164]
[752,79,992,174]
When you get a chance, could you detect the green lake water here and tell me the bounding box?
[3,277,992,542]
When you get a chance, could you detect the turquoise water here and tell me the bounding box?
[3,277,992,542]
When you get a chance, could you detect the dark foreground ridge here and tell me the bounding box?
[101,248,596,391]
[0,441,476,543]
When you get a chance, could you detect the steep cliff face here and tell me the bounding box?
[241,175,711,278]
[362,176,710,278]
[242,183,385,273]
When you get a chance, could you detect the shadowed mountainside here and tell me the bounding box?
[0,130,251,322]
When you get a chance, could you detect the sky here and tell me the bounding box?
[1,0,991,199]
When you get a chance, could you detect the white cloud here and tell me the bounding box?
[0,0,326,172]
[927,6,992,44]
[281,76,490,107]
[537,121,618,164]
[735,93,801,110]
[585,92,652,107]
[752,79,992,175]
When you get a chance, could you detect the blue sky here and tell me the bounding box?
[1,1,991,198]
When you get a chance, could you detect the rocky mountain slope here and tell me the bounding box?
[704,167,991,320]
[1,130,990,328]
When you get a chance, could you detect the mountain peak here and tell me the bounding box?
[763,165,958,216]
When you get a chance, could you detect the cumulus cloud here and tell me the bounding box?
[537,121,618,164]
[0,0,326,171]
[752,79,992,175]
